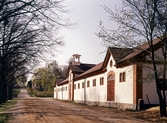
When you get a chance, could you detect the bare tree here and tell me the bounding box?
[98,0,167,117]
[0,0,70,104]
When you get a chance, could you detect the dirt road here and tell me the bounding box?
[4,89,150,123]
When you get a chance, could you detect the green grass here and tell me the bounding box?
[0,113,9,123]
[13,89,20,97]
[0,100,17,123]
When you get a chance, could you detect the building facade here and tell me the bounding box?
[54,39,167,110]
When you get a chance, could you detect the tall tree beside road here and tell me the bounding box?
[98,0,167,117]
[32,61,68,91]
[0,0,69,104]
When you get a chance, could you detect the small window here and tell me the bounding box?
[123,72,126,81]
[87,81,90,87]
[74,84,76,89]
[93,79,96,86]
[100,77,104,85]
[78,83,80,89]
[120,72,126,82]
[82,82,85,88]
[110,60,113,67]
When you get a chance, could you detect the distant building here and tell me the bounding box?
[54,38,167,110]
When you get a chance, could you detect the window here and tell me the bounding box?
[100,77,104,85]
[87,81,90,87]
[82,82,85,88]
[74,84,76,89]
[93,79,96,86]
[120,72,126,82]
[78,83,80,89]
[110,60,113,67]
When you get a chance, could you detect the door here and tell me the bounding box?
[107,74,115,101]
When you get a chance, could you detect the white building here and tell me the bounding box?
[54,38,167,110]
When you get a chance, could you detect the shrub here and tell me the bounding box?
[34,90,54,97]
[12,89,20,97]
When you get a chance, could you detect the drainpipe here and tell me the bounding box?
[72,81,74,101]
[84,78,86,102]
[62,85,63,99]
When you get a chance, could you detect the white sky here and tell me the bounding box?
[51,0,121,66]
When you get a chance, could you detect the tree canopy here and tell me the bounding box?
[32,61,68,91]
[0,0,70,104]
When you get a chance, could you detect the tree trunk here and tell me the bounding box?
[0,83,3,104]
[157,90,166,117]
[2,84,7,103]
[8,86,13,100]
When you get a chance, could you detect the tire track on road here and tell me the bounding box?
[6,89,151,123]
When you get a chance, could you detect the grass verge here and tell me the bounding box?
[56,99,167,122]
[132,106,167,122]
[0,100,17,123]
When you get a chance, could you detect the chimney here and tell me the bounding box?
[72,54,81,65]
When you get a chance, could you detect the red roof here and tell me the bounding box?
[69,63,96,73]
[57,78,68,86]
[117,37,161,64]
[57,37,162,85]
[74,62,104,80]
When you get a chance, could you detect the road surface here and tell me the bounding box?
[4,89,150,123]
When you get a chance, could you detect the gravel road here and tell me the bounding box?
[3,89,151,123]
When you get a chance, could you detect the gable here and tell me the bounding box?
[102,47,133,69]
[109,47,133,62]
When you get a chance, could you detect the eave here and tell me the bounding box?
[74,68,107,81]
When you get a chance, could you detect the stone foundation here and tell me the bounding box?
[74,100,137,110]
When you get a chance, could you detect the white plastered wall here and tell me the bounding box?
[74,74,107,102]
[74,53,134,104]
[54,87,56,99]
[106,54,134,104]
[54,84,68,100]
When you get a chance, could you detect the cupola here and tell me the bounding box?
[72,54,81,65]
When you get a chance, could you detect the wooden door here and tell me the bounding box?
[107,75,115,101]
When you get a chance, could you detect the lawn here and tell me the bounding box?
[133,106,167,122]
[58,99,167,122]
[0,100,17,123]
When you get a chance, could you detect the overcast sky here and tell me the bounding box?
[51,0,122,66]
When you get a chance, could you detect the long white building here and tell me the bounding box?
[54,38,166,110]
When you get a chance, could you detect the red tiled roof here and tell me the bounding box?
[56,37,162,85]
[70,63,96,73]
[74,37,162,80]
[117,37,161,63]
[109,47,133,62]
[74,62,103,79]
[57,78,68,86]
